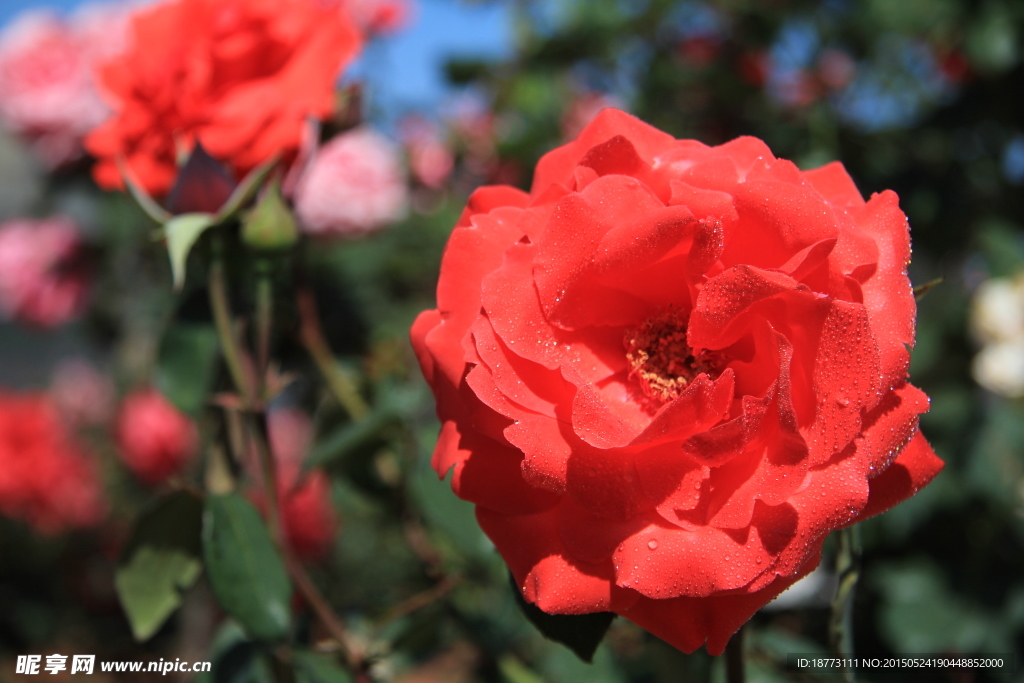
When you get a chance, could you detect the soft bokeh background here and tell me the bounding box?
[1,0,1023,681]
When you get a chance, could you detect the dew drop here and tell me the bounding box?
[648,540,659,550]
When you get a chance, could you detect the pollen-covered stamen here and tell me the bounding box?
[624,310,723,403]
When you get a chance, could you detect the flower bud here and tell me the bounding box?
[241,178,298,251]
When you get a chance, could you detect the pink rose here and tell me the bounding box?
[0,216,91,328]
[295,127,409,236]
[116,389,199,485]
[0,4,129,167]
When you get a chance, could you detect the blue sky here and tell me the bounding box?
[0,0,513,115]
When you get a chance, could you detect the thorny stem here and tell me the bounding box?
[255,259,274,385]
[830,526,861,683]
[208,239,255,408]
[296,285,370,421]
[377,575,462,627]
[725,624,745,683]
[287,556,366,674]
[208,243,363,676]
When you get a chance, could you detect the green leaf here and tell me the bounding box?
[202,493,292,642]
[304,386,422,471]
[165,212,216,290]
[508,572,614,663]
[292,652,353,683]
[215,153,280,224]
[117,155,172,224]
[156,323,220,416]
[913,276,944,301]
[115,491,204,641]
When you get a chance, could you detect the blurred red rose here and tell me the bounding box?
[0,4,129,168]
[411,109,943,654]
[0,392,106,533]
[116,388,199,485]
[85,0,362,196]
[294,126,408,236]
[252,408,337,560]
[0,216,91,328]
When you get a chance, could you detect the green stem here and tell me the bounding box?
[255,259,273,387]
[296,286,369,420]
[208,239,254,408]
[252,412,283,548]
[725,624,745,683]
[830,526,861,683]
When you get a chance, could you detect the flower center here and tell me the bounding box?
[624,310,722,403]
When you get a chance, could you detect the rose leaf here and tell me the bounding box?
[115,490,204,642]
[202,493,292,642]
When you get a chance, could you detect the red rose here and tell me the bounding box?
[411,109,943,655]
[0,392,106,533]
[251,408,338,560]
[85,0,362,196]
[116,388,199,485]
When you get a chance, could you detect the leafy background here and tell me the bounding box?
[1,0,1023,681]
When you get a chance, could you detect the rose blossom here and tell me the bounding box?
[0,4,128,168]
[116,388,199,485]
[412,109,943,654]
[294,126,409,236]
[0,392,106,533]
[0,216,91,328]
[85,0,362,197]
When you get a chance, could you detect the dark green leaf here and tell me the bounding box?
[115,491,204,641]
[202,493,292,642]
[913,276,944,301]
[304,386,422,471]
[508,572,614,663]
[156,323,220,416]
[292,652,353,683]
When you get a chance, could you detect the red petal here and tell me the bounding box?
[853,431,944,522]
[477,506,639,614]
[847,191,915,390]
[531,109,677,195]
[802,161,865,209]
